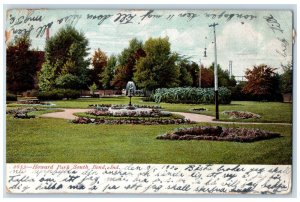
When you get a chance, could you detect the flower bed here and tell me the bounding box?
[87,108,170,117]
[222,111,261,119]
[13,113,35,119]
[191,108,207,112]
[71,117,194,125]
[7,107,39,115]
[88,104,111,108]
[156,126,280,142]
[88,104,162,109]
[7,107,38,119]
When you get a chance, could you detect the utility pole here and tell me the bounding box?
[229,60,232,79]
[209,22,219,120]
[199,59,201,88]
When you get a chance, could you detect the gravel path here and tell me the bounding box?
[41,108,90,120]
[171,112,214,122]
[41,108,292,125]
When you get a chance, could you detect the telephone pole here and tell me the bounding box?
[209,22,219,120]
[229,60,233,78]
[199,59,201,88]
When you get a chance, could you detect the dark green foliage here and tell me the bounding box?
[55,73,82,89]
[178,59,193,87]
[230,81,254,101]
[38,89,80,100]
[154,87,231,104]
[111,38,144,89]
[176,57,199,87]
[208,63,237,87]
[6,34,40,93]
[101,55,117,89]
[280,62,292,94]
[38,26,90,91]
[189,62,201,87]
[6,93,17,101]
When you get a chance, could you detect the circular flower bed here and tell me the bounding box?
[156,126,280,142]
[87,108,170,117]
[88,104,162,109]
[80,104,189,125]
[72,117,194,125]
[222,111,261,119]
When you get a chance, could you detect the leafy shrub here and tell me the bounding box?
[38,89,80,100]
[6,93,17,101]
[153,87,231,104]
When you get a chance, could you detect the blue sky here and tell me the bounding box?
[6,9,293,77]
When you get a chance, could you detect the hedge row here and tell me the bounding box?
[38,89,80,100]
[153,87,231,104]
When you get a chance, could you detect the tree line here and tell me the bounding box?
[7,26,292,101]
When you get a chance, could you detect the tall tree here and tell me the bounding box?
[134,37,179,91]
[38,26,90,91]
[111,38,144,89]
[188,61,200,87]
[243,64,281,101]
[6,33,38,93]
[177,59,193,87]
[101,55,117,89]
[208,63,236,87]
[90,48,108,88]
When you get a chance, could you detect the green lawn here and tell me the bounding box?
[6,97,292,164]
[6,116,292,164]
[7,97,292,123]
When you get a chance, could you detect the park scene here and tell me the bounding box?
[6,9,292,165]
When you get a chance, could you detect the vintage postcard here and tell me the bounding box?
[5,8,293,194]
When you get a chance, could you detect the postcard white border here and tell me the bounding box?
[1,1,299,201]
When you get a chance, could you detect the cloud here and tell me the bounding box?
[159,26,210,60]
[216,22,264,57]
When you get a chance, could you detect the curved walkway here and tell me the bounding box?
[41,108,90,120]
[41,108,292,126]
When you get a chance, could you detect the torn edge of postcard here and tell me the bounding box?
[6,163,291,194]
